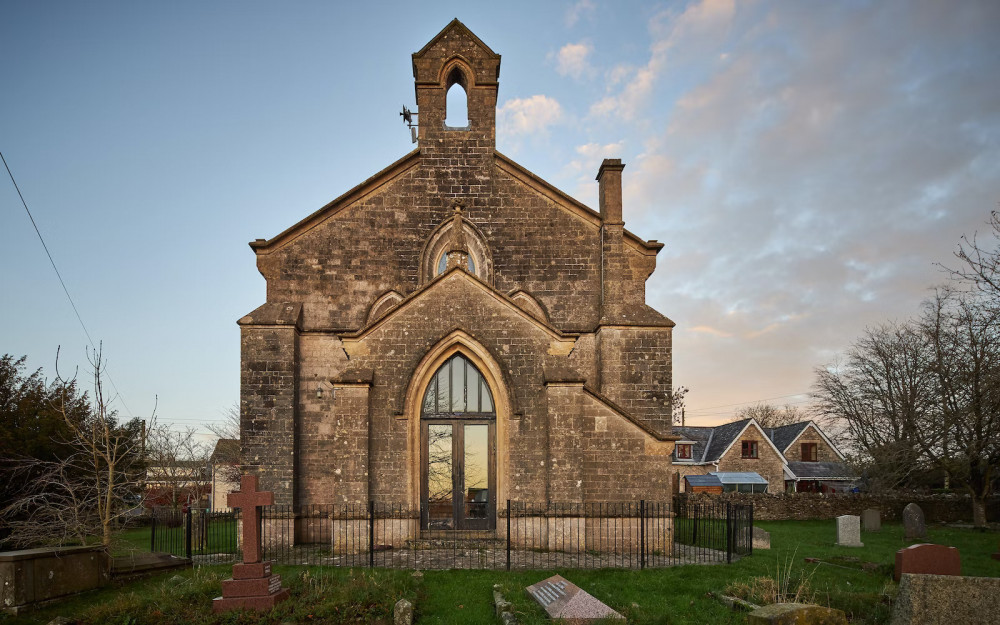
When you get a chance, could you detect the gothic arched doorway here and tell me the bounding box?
[420,353,496,530]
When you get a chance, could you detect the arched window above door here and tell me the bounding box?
[422,354,495,416]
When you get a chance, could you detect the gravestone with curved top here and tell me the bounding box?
[902,503,926,541]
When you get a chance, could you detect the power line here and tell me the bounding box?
[684,392,813,414]
[2,150,135,419]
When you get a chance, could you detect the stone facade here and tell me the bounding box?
[238,20,677,525]
[715,425,786,488]
[781,424,839,463]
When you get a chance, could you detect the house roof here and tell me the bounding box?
[703,418,754,462]
[671,426,714,461]
[684,474,722,487]
[786,461,855,480]
[210,438,239,464]
[712,471,769,485]
[765,422,811,452]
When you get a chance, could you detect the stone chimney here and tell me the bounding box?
[597,159,628,323]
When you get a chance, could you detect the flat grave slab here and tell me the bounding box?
[526,574,624,623]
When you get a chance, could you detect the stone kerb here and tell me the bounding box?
[891,573,1000,625]
[747,603,847,624]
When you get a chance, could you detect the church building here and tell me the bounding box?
[239,20,680,533]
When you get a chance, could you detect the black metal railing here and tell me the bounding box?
[151,500,752,569]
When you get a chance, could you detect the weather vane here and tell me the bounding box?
[400,106,419,144]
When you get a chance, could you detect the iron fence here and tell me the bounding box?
[150,500,753,569]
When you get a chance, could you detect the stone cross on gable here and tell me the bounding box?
[228,474,273,564]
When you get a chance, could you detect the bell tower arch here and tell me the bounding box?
[412,19,501,147]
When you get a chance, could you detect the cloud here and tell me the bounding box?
[497,95,564,137]
[605,0,1000,421]
[565,0,596,28]
[590,0,737,120]
[555,42,594,80]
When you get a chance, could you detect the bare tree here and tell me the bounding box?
[731,402,806,429]
[671,386,689,426]
[813,321,937,492]
[207,401,240,441]
[0,346,153,548]
[146,425,212,509]
[949,209,1000,297]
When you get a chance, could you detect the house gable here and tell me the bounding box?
[784,422,845,462]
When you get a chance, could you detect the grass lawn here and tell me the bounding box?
[114,519,238,558]
[2,520,997,624]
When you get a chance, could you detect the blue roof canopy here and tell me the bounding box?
[711,471,768,485]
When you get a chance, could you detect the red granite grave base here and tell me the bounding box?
[894,543,961,582]
[232,561,272,579]
[212,588,289,613]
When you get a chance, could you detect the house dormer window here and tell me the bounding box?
[676,444,692,460]
[741,441,758,459]
[801,442,818,462]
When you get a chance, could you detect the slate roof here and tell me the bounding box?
[684,474,722,487]
[765,422,811,452]
[786,461,854,480]
[702,418,753,462]
[671,425,714,461]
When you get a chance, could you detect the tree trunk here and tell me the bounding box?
[973,497,987,528]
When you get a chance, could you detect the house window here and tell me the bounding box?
[741,441,758,459]
[676,444,692,460]
[801,442,818,462]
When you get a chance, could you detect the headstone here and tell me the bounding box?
[893,544,960,582]
[902,503,926,540]
[835,515,863,547]
[212,475,290,613]
[526,574,624,623]
[748,603,847,625]
[394,598,413,625]
[861,508,881,532]
[752,526,770,550]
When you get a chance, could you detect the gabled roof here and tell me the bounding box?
[210,438,239,464]
[413,18,499,59]
[703,418,755,461]
[339,266,577,346]
[673,418,788,464]
[766,421,846,460]
[766,422,810,453]
[671,426,714,461]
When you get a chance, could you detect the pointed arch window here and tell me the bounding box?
[422,354,494,416]
[444,66,470,129]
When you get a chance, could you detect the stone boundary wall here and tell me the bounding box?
[677,492,1000,522]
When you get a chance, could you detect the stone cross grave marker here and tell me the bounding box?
[835,515,863,547]
[902,502,927,540]
[861,508,880,532]
[212,474,290,613]
[526,574,624,623]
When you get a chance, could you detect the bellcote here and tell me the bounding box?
[412,19,501,146]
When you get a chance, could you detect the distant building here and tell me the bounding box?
[210,438,240,512]
[672,419,854,494]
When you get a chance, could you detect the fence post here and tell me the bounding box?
[506,499,511,571]
[368,500,375,568]
[725,502,732,564]
[749,504,754,556]
[149,512,156,552]
[692,504,698,544]
[640,500,646,570]
[185,509,192,560]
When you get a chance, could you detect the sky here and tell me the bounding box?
[2,0,999,441]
